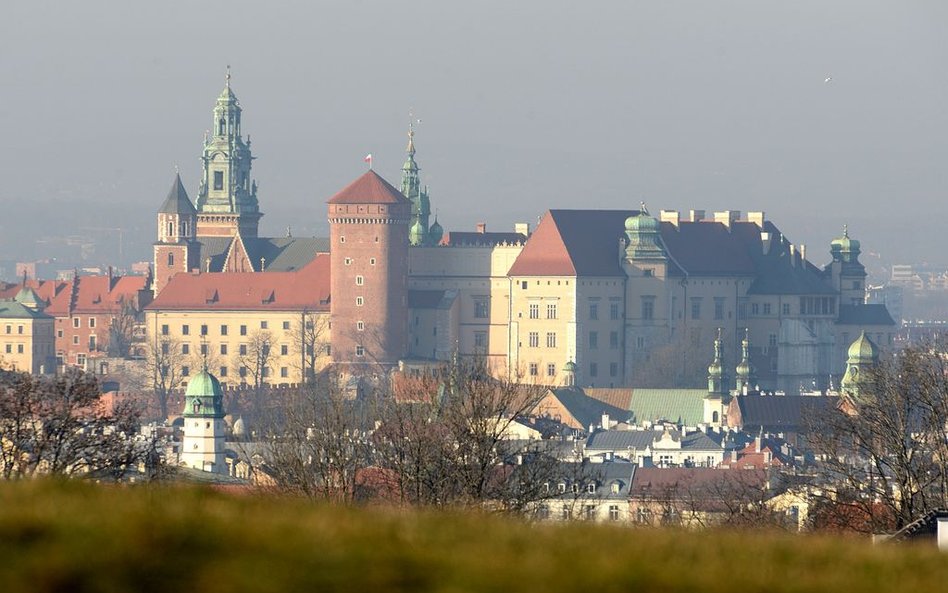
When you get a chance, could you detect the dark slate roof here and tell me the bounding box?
[544,461,636,500]
[735,395,838,429]
[159,175,197,215]
[408,289,456,310]
[587,429,724,452]
[747,253,837,295]
[196,237,328,273]
[548,387,632,429]
[327,170,409,205]
[836,304,896,326]
[441,231,527,247]
[661,220,757,276]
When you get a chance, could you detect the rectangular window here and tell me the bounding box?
[4,325,9,334]
[609,331,619,350]
[73,318,80,328]
[357,321,365,332]
[240,325,247,336]
[280,344,289,356]
[182,344,189,355]
[589,331,598,350]
[356,275,364,286]
[546,332,556,348]
[609,505,620,521]
[17,325,23,335]
[474,332,487,348]
[529,363,538,377]
[356,297,364,306]
[610,302,620,320]
[529,303,539,319]
[547,363,556,377]
[182,325,190,336]
[88,336,96,351]
[280,367,289,378]
[474,299,489,319]
[769,333,778,348]
[528,332,539,348]
[221,325,228,336]
[57,329,63,338]
[690,298,702,320]
[220,366,228,377]
[17,344,24,354]
[260,321,268,329]
[200,344,208,356]
[4,344,10,354]
[72,335,79,345]
[239,344,247,355]
[182,366,190,377]
[89,317,96,328]
[763,303,772,315]
[282,321,290,330]
[213,170,224,190]
[641,296,655,320]
[609,362,618,377]
[589,303,598,320]
[161,342,169,355]
[239,366,247,378]
[355,345,365,357]
[200,324,208,336]
[590,362,598,377]
[714,297,725,320]
[220,344,228,355]
[547,303,557,319]
[751,303,759,316]
[782,303,791,316]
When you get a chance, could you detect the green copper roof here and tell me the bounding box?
[847,331,879,364]
[183,370,225,417]
[624,204,667,260]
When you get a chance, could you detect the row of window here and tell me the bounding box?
[589,362,620,378]
[180,365,294,379]
[161,342,325,357]
[537,504,622,522]
[588,331,621,350]
[343,257,377,266]
[63,317,97,329]
[161,320,296,337]
[527,303,558,319]
[528,362,557,377]
[527,332,557,348]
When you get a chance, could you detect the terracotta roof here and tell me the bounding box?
[0,279,67,306]
[327,170,409,205]
[145,254,330,312]
[45,275,149,316]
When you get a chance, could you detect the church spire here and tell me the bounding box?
[402,118,432,246]
[735,328,756,392]
[195,68,261,238]
[707,328,726,395]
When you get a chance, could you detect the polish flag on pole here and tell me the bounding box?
[364,153,373,168]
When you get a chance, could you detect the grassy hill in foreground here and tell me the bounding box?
[1,481,945,593]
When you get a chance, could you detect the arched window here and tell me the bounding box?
[712,411,719,423]
[218,118,226,135]
[181,221,188,236]
[167,252,174,267]
[167,222,174,237]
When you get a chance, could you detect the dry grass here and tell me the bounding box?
[0,480,944,593]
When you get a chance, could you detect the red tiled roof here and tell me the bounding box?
[45,275,149,316]
[507,210,580,276]
[0,279,67,305]
[327,170,409,205]
[146,254,330,311]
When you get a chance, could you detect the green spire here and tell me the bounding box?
[707,328,726,395]
[401,120,432,245]
[735,328,755,391]
[842,331,879,398]
[624,202,667,260]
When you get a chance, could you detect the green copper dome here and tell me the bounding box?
[563,360,577,373]
[428,218,444,245]
[830,225,861,263]
[624,204,667,260]
[624,210,660,233]
[847,331,879,364]
[409,219,427,246]
[183,369,225,418]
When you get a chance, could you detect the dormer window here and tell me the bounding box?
[557,483,566,494]
[611,483,620,495]
[587,483,596,494]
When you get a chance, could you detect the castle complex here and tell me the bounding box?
[144,74,896,394]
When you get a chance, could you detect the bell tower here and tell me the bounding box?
[153,174,199,295]
[195,67,262,238]
[401,122,433,246]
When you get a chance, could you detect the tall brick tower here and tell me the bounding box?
[153,174,199,295]
[327,170,411,369]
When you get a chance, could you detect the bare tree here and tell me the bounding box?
[289,310,329,384]
[144,336,187,421]
[375,356,565,511]
[808,342,948,533]
[259,371,376,502]
[106,298,139,359]
[0,368,159,480]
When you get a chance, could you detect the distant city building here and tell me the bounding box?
[0,288,55,374]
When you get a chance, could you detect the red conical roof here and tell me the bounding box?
[327,170,409,205]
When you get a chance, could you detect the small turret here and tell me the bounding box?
[841,331,879,398]
[707,328,726,395]
[428,215,444,246]
[181,367,227,474]
[735,328,756,392]
[624,203,668,261]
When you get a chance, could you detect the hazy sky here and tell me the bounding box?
[2,1,946,270]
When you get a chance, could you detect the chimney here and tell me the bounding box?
[754,435,761,453]
[660,210,680,227]
[475,222,487,234]
[789,244,797,267]
[800,244,807,263]
[260,257,266,272]
[746,211,766,227]
[514,222,530,237]
[713,210,740,229]
[689,209,706,222]
[601,413,611,430]
[107,266,114,290]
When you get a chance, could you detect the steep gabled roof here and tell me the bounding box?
[546,387,632,428]
[45,275,149,316]
[146,254,330,312]
[733,394,838,430]
[327,170,409,205]
[159,174,197,215]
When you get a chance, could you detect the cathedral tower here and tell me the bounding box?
[826,225,867,306]
[401,123,433,246]
[153,174,199,295]
[328,170,411,368]
[194,68,261,238]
